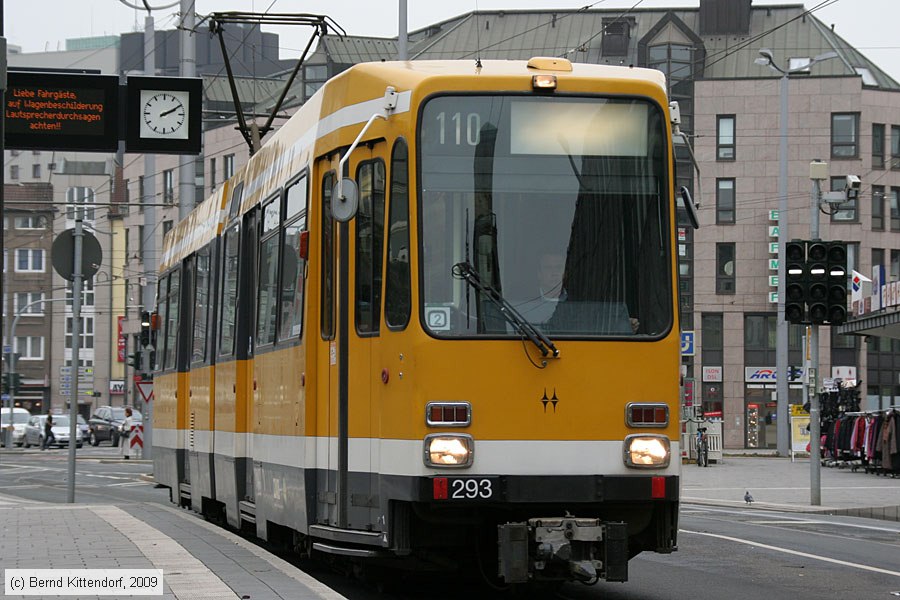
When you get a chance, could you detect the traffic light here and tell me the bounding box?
[827,241,848,325]
[2,373,22,394]
[806,240,828,324]
[784,241,806,324]
[140,311,151,348]
[127,351,142,369]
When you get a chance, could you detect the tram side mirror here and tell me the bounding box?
[680,186,700,230]
[332,178,359,222]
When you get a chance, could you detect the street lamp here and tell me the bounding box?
[754,48,838,457]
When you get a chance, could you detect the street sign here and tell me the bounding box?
[52,229,102,281]
[2,345,10,354]
[680,331,695,356]
[136,381,154,403]
[59,367,93,375]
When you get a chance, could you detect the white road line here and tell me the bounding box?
[684,505,900,533]
[681,529,900,577]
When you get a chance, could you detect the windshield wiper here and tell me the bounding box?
[452,261,559,359]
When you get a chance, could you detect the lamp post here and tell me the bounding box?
[754,48,837,456]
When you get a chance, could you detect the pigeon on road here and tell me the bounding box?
[744,491,754,505]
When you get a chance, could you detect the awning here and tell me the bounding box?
[836,310,900,340]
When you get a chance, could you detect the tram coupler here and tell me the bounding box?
[497,517,628,584]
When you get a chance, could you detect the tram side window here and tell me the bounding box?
[191,245,211,363]
[279,175,308,341]
[163,269,181,371]
[155,276,168,372]
[257,195,281,347]
[355,160,386,334]
[385,139,411,329]
[321,171,335,340]
[219,224,240,356]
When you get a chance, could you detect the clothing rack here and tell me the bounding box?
[820,408,898,477]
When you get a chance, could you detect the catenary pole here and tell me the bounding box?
[178,0,196,221]
[775,71,790,455]
[142,13,156,460]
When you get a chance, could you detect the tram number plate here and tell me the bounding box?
[432,477,498,500]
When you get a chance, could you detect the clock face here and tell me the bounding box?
[140,90,189,139]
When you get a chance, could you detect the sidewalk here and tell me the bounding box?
[0,495,347,600]
[681,454,900,521]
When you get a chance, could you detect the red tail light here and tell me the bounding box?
[426,402,471,427]
[626,403,669,427]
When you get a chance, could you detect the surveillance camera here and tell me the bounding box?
[845,174,861,190]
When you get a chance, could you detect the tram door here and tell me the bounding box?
[316,143,386,531]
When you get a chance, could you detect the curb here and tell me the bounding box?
[683,498,900,522]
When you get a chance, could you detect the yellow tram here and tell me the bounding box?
[154,57,684,585]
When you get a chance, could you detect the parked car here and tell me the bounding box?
[23,414,83,449]
[88,406,142,447]
[1,407,31,447]
[77,415,90,441]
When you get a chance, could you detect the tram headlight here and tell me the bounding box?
[623,434,670,468]
[424,434,473,468]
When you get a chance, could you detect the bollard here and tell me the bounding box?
[129,424,144,459]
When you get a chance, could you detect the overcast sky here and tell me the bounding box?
[6,0,900,82]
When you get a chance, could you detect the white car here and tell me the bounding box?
[23,414,83,449]
[1,407,31,447]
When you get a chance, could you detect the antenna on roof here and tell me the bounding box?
[474,0,482,69]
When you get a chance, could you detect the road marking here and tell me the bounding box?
[681,529,900,577]
[684,505,900,533]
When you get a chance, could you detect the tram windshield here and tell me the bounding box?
[419,95,672,339]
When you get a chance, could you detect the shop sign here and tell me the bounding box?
[702,366,723,382]
[745,367,776,382]
[831,366,856,380]
[769,258,778,270]
[117,316,126,362]
[109,380,125,395]
[768,242,779,254]
[768,226,779,238]
[769,210,779,221]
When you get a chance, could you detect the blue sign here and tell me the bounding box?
[681,331,695,356]
[1,394,9,401]
[2,346,10,354]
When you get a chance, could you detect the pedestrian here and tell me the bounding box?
[42,414,56,450]
[120,407,133,459]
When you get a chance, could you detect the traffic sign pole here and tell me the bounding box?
[66,192,85,504]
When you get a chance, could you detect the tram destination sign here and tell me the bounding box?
[5,71,120,152]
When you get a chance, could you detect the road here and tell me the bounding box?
[0,446,166,505]
[1,451,898,599]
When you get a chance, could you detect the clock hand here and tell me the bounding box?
[159,106,181,117]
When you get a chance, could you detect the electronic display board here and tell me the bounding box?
[5,71,120,151]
